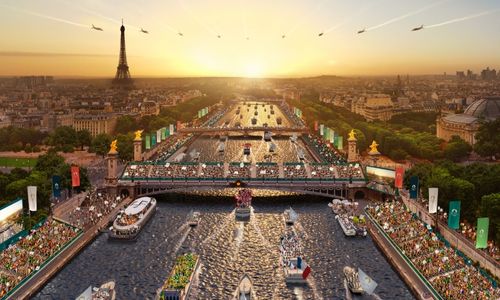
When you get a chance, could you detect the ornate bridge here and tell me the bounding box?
[177,126,309,134]
[112,178,368,200]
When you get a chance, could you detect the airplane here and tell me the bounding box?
[140,28,149,34]
[91,24,103,31]
[178,32,184,37]
[357,28,366,34]
[412,25,424,31]
[318,32,324,37]
[282,34,286,39]
[217,34,222,38]
[246,36,250,40]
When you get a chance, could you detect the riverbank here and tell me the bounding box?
[7,196,133,300]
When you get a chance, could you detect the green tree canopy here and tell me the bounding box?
[474,119,500,158]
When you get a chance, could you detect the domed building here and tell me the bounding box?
[437,96,500,145]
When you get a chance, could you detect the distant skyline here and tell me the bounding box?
[0,0,499,77]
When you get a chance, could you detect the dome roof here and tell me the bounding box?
[463,97,500,121]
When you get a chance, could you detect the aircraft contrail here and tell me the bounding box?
[322,2,376,35]
[1,4,88,28]
[178,0,220,36]
[284,0,327,36]
[426,9,499,28]
[367,0,450,31]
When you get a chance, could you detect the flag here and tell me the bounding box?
[448,200,461,230]
[52,175,61,198]
[71,165,80,187]
[161,127,166,140]
[198,110,202,118]
[428,188,438,214]
[409,176,419,199]
[358,268,378,295]
[329,129,335,143]
[394,166,404,189]
[324,127,330,140]
[169,124,175,135]
[319,124,324,136]
[166,128,170,137]
[337,136,343,150]
[27,186,37,212]
[302,265,311,279]
[314,121,318,131]
[476,217,489,249]
[151,134,157,146]
[145,134,151,150]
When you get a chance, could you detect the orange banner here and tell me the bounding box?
[71,165,80,187]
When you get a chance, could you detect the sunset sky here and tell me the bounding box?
[0,0,499,77]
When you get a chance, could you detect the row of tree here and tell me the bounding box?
[404,161,500,245]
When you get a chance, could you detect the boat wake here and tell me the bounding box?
[200,210,235,246]
[172,226,191,255]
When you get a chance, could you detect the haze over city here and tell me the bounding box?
[1,0,500,77]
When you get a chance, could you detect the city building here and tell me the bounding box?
[436,96,500,145]
[352,94,394,122]
[72,113,117,137]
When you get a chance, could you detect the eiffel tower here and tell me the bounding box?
[113,20,133,87]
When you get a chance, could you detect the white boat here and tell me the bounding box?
[284,207,298,225]
[297,149,305,160]
[235,207,251,220]
[76,280,116,300]
[290,134,298,143]
[280,231,311,284]
[233,274,255,300]
[336,215,356,236]
[264,131,272,141]
[109,197,157,240]
[187,211,200,226]
[217,142,225,153]
[268,142,276,153]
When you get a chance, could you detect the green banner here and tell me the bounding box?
[145,134,151,150]
[476,217,489,249]
[151,134,157,146]
[448,200,461,230]
[337,136,343,150]
[161,127,167,140]
[166,128,170,137]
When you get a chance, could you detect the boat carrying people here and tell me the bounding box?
[187,210,201,227]
[156,253,199,300]
[109,196,157,240]
[75,280,116,300]
[235,189,252,220]
[343,266,378,295]
[280,230,311,284]
[233,274,255,300]
[284,207,298,225]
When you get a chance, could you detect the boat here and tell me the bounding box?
[235,189,252,221]
[264,131,272,141]
[276,117,282,125]
[343,266,363,294]
[233,274,255,300]
[156,253,199,300]
[109,197,157,240]
[75,280,116,300]
[280,231,311,284]
[217,143,225,153]
[268,142,276,153]
[251,117,257,125]
[254,111,258,116]
[284,207,298,225]
[270,110,275,115]
[187,211,200,226]
[243,143,251,156]
[336,215,356,236]
[297,149,305,160]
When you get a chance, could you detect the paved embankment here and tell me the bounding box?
[8,197,134,300]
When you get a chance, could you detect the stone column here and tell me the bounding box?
[347,135,357,162]
[133,136,142,162]
[106,148,118,185]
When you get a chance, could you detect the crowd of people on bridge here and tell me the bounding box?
[304,134,347,165]
[367,201,499,300]
[256,163,280,178]
[310,164,336,179]
[283,164,308,179]
[0,219,79,297]
[66,190,122,229]
[227,164,251,178]
[154,134,193,162]
[199,163,224,178]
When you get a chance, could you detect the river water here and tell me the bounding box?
[34,194,414,300]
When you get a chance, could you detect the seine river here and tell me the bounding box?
[34,194,413,300]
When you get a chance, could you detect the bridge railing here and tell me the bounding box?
[119,176,366,183]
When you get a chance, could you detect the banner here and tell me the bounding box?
[169,124,175,135]
[324,127,330,140]
[337,136,343,150]
[394,166,404,189]
[358,268,378,295]
[319,124,324,136]
[166,128,170,137]
[198,110,202,118]
[329,129,335,144]
[428,188,438,214]
[156,129,162,144]
[476,217,489,249]
[145,134,151,150]
[52,175,61,198]
[448,200,461,230]
[27,186,37,212]
[314,121,318,132]
[71,165,80,187]
[409,176,419,199]
[151,134,157,146]
[161,127,166,140]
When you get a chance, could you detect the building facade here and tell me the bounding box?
[73,113,117,137]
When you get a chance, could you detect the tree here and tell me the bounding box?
[76,130,92,150]
[90,133,113,157]
[474,119,500,158]
[114,115,136,134]
[117,133,134,161]
[48,126,77,150]
[480,193,500,245]
[444,135,472,162]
